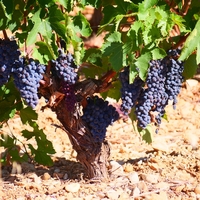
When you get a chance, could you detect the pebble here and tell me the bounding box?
[124,163,134,172]
[109,161,124,175]
[128,172,140,184]
[63,173,69,180]
[41,172,51,180]
[65,182,80,193]
[132,187,140,197]
[141,173,159,184]
[106,189,120,200]
[194,184,200,194]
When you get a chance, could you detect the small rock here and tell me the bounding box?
[155,182,170,190]
[124,163,134,172]
[141,173,159,184]
[137,181,148,193]
[106,189,120,200]
[128,172,140,184]
[54,168,60,173]
[63,173,69,180]
[109,161,124,175]
[65,182,80,193]
[41,172,51,180]
[194,184,200,194]
[149,191,168,200]
[152,142,169,153]
[186,79,198,90]
[132,187,140,197]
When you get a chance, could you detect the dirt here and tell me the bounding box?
[0,76,200,200]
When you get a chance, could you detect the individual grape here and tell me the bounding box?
[12,57,46,108]
[0,39,20,86]
[81,96,119,143]
[51,49,78,85]
[60,81,76,111]
[119,66,144,115]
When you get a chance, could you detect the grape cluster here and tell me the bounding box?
[135,49,184,129]
[0,39,20,86]
[119,66,144,115]
[12,58,46,108]
[51,49,78,85]
[135,60,168,128]
[81,96,119,143]
[164,49,184,109]
[60,82,76,111]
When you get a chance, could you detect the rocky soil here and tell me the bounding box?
[0,77,200,200]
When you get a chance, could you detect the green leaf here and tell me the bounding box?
[101,80,121,101]
[20,107,38,124]
[179,18,200,63]
[57,0,74,12]
[37,0,55,7]
[28,144,54,166]
[140,125,153,144]
[2,0,13,15]
[151,48,166,60]
[139,0,158,12]
[102,32,126,71]
[182,54,198,79]
[73,12,92,37]
[22,130,34,140]
[134,52,151,81]
[0,134,15,148]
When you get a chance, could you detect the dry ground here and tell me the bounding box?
[0,77,200,200]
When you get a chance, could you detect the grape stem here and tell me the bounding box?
[2,30,8,40]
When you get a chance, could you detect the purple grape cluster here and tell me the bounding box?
[12,58,46,108]
[60,82,76,111]
[119,66,144,115]
[51,49,78,85]
[164,49,184,109]
[135,59,168,128]
[135,49,184,129]
[81,96,119,143]
[0,39,20,86]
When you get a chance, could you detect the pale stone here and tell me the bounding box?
[109,160,124,175]
[106,189,120,200]
[194,184,200,194]
[141,173,159,184]
[128,172,140,184]
[132,187,140,198]
[186,79,198,90]
[41,172,51,180]
[65,182,80,193]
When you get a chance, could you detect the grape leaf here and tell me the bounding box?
[182,54,198,79]
[57,0,74,12]
[151,48,166,60]
[134,52,151,81]
[101,80,121,101]
[73,12,92,37]
[179,18,200,63]
[140,125,153,144]
[20,107,38,124]
[102,32,126,71]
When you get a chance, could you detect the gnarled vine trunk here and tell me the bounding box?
[40,73,114,180]
[53,99,110,180]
